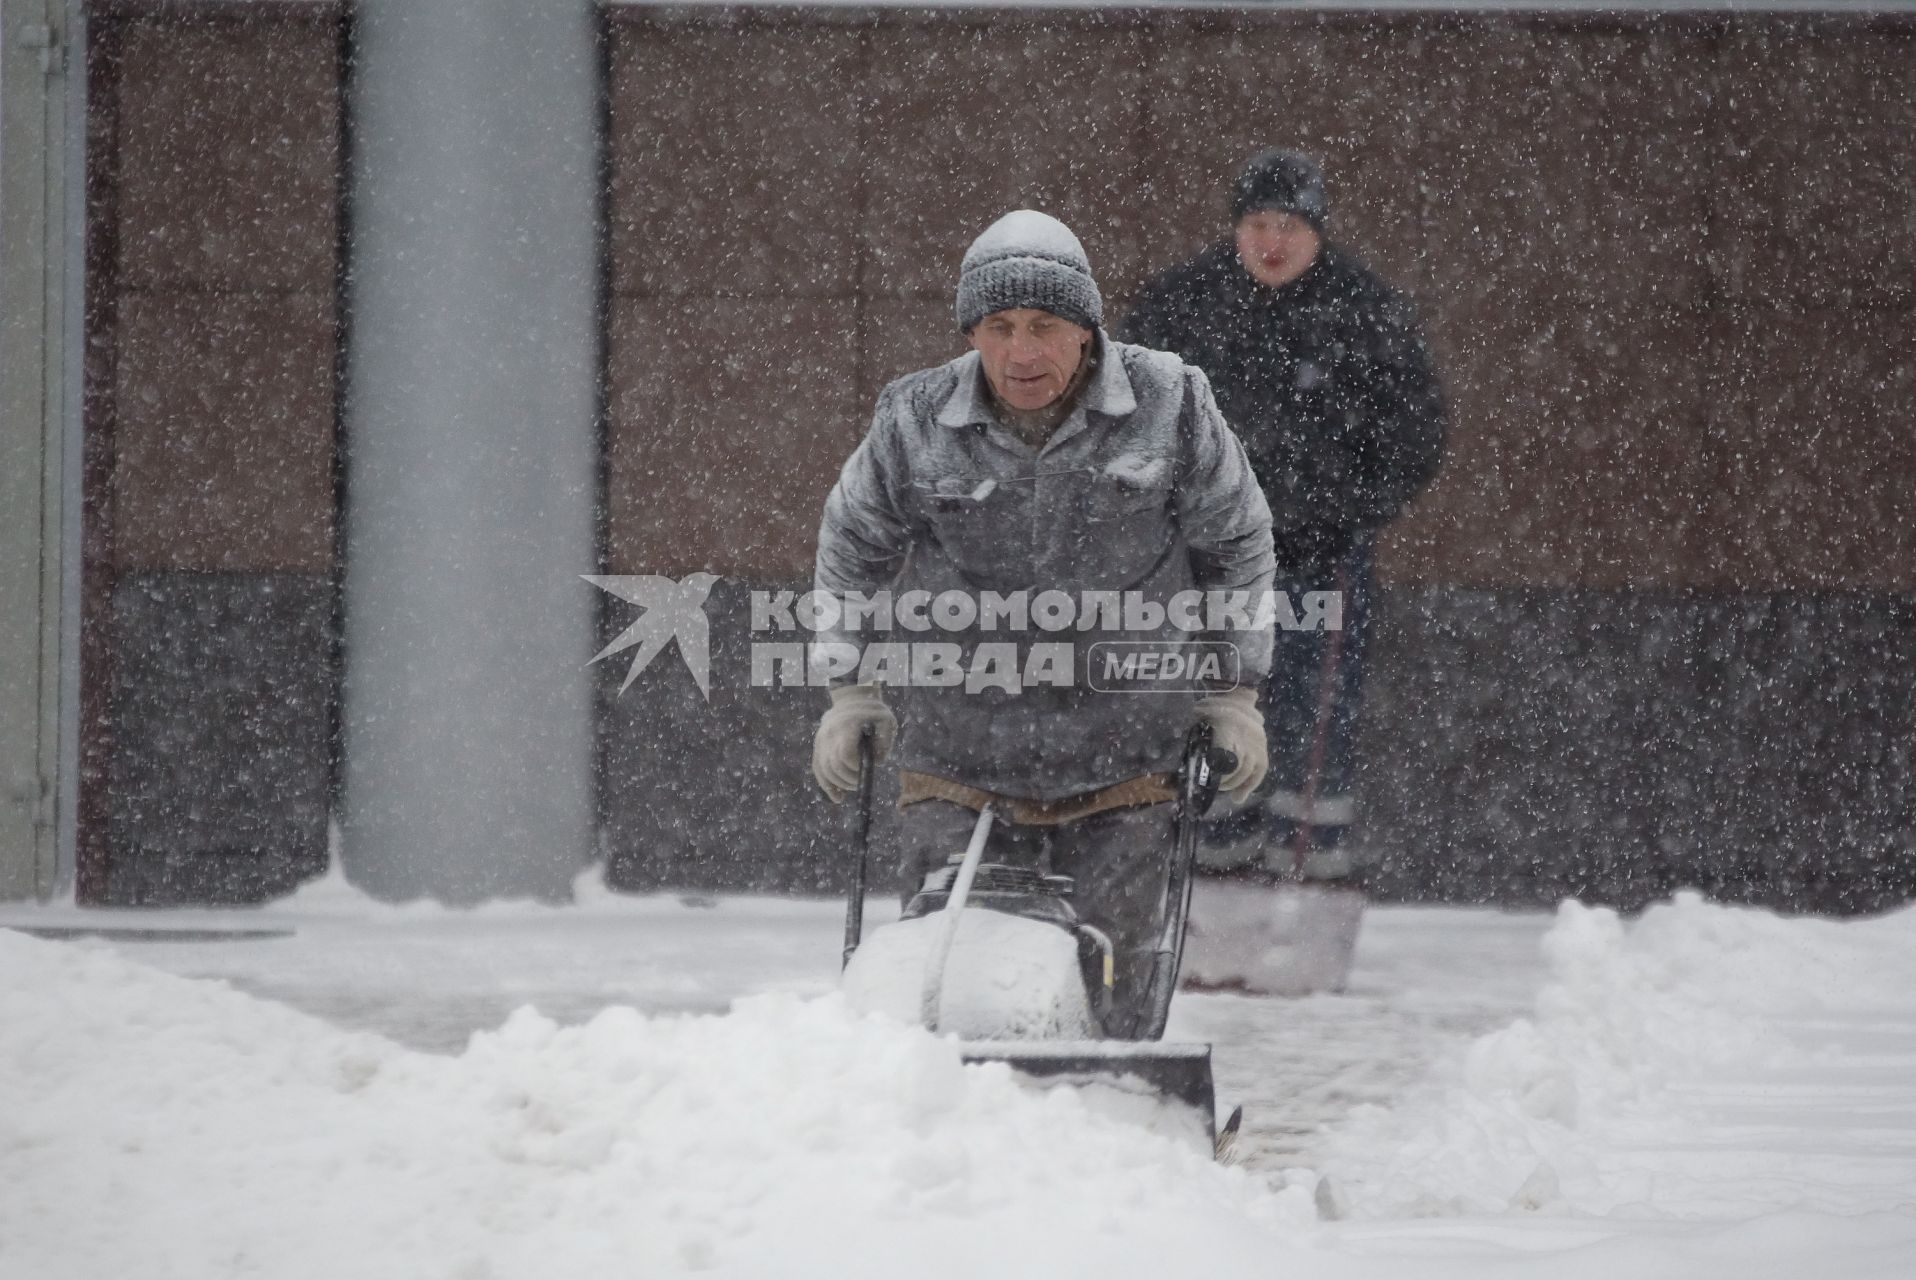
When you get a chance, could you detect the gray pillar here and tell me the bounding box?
[342,0,600,902]
[0,0,82,901]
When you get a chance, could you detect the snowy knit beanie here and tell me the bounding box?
[1231,148,1329,231]
[954,210,1104,333]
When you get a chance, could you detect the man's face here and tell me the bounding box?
[967,309,1093,412]
[1234,209,1323,289]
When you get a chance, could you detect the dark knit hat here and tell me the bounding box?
[954,210,1104,333]
[1231,149,1329,231]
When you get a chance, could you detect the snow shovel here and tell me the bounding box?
[1182,570,1366,998]
[840,726,1235,1149]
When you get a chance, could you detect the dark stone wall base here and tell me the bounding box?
[597,581,906,899]
[100,572,335,906]
[1356,589,1916,915]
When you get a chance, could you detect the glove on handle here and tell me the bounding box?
[1192,686,1269,804]
[812,683,898,803]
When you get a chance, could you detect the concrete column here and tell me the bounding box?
[342,0,600,902]
[0,0,81,901]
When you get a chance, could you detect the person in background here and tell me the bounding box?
[1121,149,1447,990]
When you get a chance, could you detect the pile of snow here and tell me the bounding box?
[11,882,1916,1278]
[0,929,1298,1280]
[1319,892,1916,1221]
[842,908,1096,1039]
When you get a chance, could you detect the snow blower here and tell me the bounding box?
[840,726,1239,1155]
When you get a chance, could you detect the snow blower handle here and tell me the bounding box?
[1138,726,1229,1039]
[1198,745,1237,817]
[1189,724,1235,820]
[841,726,877,970]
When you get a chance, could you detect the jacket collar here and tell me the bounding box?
[934,330,1135,430]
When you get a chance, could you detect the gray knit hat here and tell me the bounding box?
[954,210,1103,333]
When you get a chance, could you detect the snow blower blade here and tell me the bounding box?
[956,1040,1218,1132]
[841,726,1237,1153]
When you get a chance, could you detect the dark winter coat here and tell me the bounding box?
[814,333,1275,800]
[1119,242,1447,571]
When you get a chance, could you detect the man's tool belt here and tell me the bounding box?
[898,769,1176,826]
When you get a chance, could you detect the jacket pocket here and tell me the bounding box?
[920,474,1000,513]
[1083,473,1172,523]
[916,474,1024,586]
[1069,469,1176,587]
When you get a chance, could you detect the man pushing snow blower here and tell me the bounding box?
[810,211,1276,1141]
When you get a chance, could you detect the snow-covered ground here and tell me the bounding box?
[4,866,1915,1278]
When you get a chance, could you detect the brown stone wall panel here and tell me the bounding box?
[608,24,865,299]
[112,291,336,574]
[1713,31,1916,306]
[859,298,965,408]
[1700,308,1916,590]
[115,18,339,293]
[1135,25,1427,299]
[1375,311,1521,586]
[861,23,1146,300]
[1370,486,1451,587]
[1417,29,1714,316]
[606,298,863,577]
[1383,303,1711,588]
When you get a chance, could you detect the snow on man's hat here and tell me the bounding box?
[954,210,1103,333]
[1232,148,1329,231]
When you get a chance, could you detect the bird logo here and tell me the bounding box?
[582,573,719,699]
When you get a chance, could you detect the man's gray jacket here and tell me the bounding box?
[814,333,1276,800]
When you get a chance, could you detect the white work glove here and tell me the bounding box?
[811,683,898,803]
[1192,686,1269,804]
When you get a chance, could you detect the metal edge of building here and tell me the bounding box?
[77,0,1916,17]
[55,0,85,900]
[0,0,81,901]
[602,0,1916,15]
